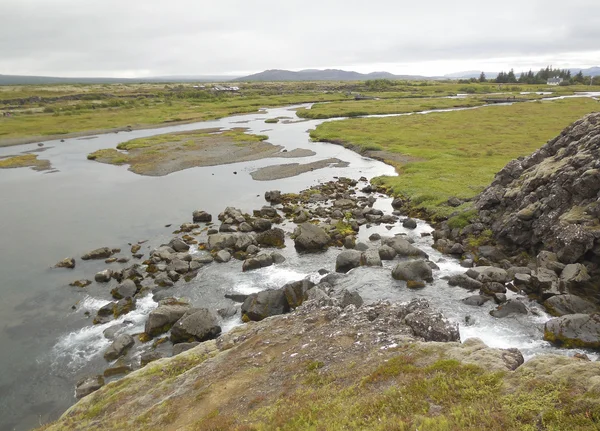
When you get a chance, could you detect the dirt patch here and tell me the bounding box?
[87,128,317,177]
[250,158,349,181]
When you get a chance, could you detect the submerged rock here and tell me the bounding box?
[82,247,114,260]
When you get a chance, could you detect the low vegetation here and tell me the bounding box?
[0,153,51,170]
[310,98,600,220]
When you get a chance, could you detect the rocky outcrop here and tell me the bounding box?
[544,313,600,348]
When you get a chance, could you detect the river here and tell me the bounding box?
[0,102,595,431]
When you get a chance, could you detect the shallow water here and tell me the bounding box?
[0,101,596,431]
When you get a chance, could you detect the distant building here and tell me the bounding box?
[547,77,563,86]
[213,85,240,92]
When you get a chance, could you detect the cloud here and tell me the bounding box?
[0,0,598,76]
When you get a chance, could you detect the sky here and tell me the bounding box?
[1,0,599,78]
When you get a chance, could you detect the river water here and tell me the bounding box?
[0,102,594,431]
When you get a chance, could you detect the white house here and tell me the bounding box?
[547,77,563,86]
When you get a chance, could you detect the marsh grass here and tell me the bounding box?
[310,98,600,219]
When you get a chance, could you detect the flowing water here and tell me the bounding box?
[0,101,596,431]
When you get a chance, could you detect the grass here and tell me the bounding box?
[0,153,50,170]
[310,98,600,220]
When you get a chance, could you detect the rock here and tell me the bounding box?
[293,223,330,252]
[378,245,397,260]
[544,314,600,348]
[70,279,92,288]
[448,273,483,290]
[154,272,174,287]
[111,279,137,299]
[217,305,238,319]
[531,268,560,297]
[391,197,404,209]
[256,228,285,247]
[192,210,212,223]
[406,280,426,289]
[75,375,104,399]
[543,294,598,316]
[95,269,113,283]
[104,334,135,361]
[214,250,231,263]
[460,259,474,268]
[242,290,290,321]
[145,303,190,337]
[355,242,369,252]
[466,266,508,283]
[360,249,382,267]
[449,243,464,255]
[55,257,75,269]
[271,252,286,264]
[169,238,190,253]
[253,218,272,232]
[103,322,131,340]
[560,263,590,291]
[104,361,133,377]
[166,258,189,274]
[404,309,460,342]
[82,247,114,260]
[506,266,532,280]
[336,250,362,273]
[259,206,278,218]
[264,190,282,204]
[282,279,315,309]
[337,289,363,308]
[461,295,491,306]
[447,197,463,207]
[480,282,507,295]
[343,235,356,249]
[242,253,274,271]
[493,293,507,304]
[239,222,253,233]
[402,218,417,229]
[490,299,527,318]
[293,212,309,224]
[369,233,381,241]
[392,260,433,283]
[171,309,221,344]
[114,298,136,318]
[382,237,427,258]
[173,342,200,355]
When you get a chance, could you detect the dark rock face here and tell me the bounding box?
[293,223,330,251]
[544,314,600,348]
[473,113,600,266]
[242,290,290,321]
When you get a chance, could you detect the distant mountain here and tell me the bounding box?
[570,67,600,77]
[0,74,238,85]
[234,69,428,82]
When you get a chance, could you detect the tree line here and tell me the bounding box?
[472,66,597,85]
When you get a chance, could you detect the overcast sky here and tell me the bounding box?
[1,0,599,77]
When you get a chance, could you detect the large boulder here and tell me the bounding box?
[544,314,600,348]
[111,279,137,300]
[75,376,104,399]
[144,303,190,337]
[293,223,330,251]
[242,290,290,321]
[82,247,114,260]
[382,237,427,258]
[282,279,315,308]
[543,294,598,316]
[242,253,274,272]
[447,273,483,290]
[170,309,221,344]
[335,250,362,273]
[560,263,591,291]
[192,210,212,223]
[103,334,134,361]
[256,228,285,247]
[361,249,382,267]
[392,260,433,283]
[490,299,527,318]
[466,266,508,283]
[378,245,397,260]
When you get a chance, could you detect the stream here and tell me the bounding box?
[0,99,597,431]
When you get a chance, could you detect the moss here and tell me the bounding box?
[447,208,477,230]
[265,118,279,124]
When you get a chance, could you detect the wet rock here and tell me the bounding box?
[217,305,238,319]
[225,293,248,303]
[293,211,310,224]
[293,223,330,252]
[449,243,464,255]
[378,245,397,260]
[94,269,113,283]
[242,290,290,321]
[82,247,114,260]
[166,258,189,274]
[171,309,221,344]
[447,273,483,290]
[392,260,433,283]
[145,303,190,337]
[544,314,600,348]
[246,245,260,255]
[169,238,190,253]
[404,309,460,342]
[490,299,527,318]
[179,222,199,233]
[114,298,136,318]
[560,263,590,291]
[282,279,315,309]
[103,361,133,377]
[336,250,362,273]
[75,375,104,399]
[173,342,200,355]
[214,250,232,263]
[256,228,285,247]
[402,218,417,229]
[259,206,278,218]
[466,266,508,283]
[343,235,356,249]
[543,294,598,316]
[192,210,212,223]
[70,279,92,288]
[253,218,272,232]
[242,253,274,272]
[361,249,382,267]
[264,190,282,204]
[391,197,404,209]
[104,334,135,361]
[460,259,474,268]
[461,295,491,306]
[105,257,118,264]
[531,268,560,297]
[154,272,174,287]
[382,236,427,258]
[55,257,75,269]
[111,279,137,299]
[368,233,381,241]
[480,282,507,295]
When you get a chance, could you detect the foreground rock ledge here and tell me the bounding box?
[38,301,600,431]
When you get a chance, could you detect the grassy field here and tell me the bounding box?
[310,98,600,220]
[2,80,598,144]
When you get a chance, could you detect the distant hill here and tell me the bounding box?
[233,69,428,82]
[0,74,238,85]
